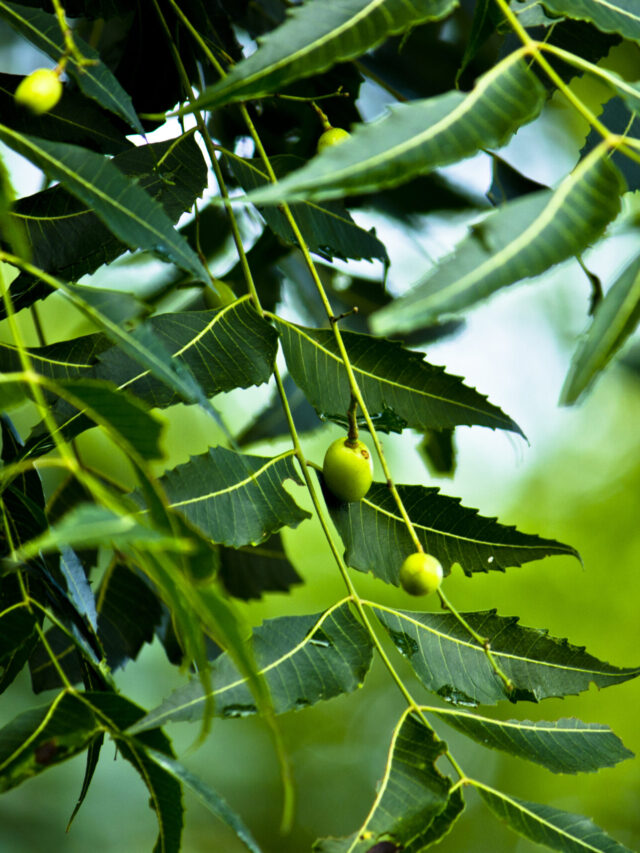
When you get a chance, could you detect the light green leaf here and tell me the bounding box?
[0,1,142,130]
[561,253,640,403]
[327,482,578,580]
[0,125,209,284]
[130,601,373,732]
[433,710,634,773]
[184,0,458,112]
[9,504,195,562]
[150,447,310,548]
[541,0,640,42]
[478,784,634,852]
[274,317,523,434]
[246,51,545,203]
[372,146,624,333]
[374,607,640,705]
[313,710,457,852]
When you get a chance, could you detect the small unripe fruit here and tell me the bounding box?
[14,68,63,115]
[317,127,350,153]
[322,437,373,502]
[399,552,443,596]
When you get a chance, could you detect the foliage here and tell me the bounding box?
[0,1,639,851]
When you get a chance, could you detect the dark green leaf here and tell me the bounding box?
[274,317,523,434]
[328,483,577,581]
[561,253,640,403]
[372,147,624,333]
[418,428,457,476]
[6,133,207,313]
[313,711,455,852]
[0,574,37,694]
[150,447,310,548]
[0,125,209,283]
[0,72,132,154]
[185,0,458,112]
[374,607,640,705]
[130,602,373,731]
[219,533,303,601]
[434,710,634,773]
[229,154,389,264]
[0,691,99,792]
[246,52,545,204]
[0,1,142,130]
[478,784,634,852]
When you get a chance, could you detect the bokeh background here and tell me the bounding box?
[1,14,640,853]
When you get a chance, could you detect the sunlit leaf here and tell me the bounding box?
[185,0,458,112]
[246,52,545,203]
[374,607,640,705]
[561,253,640,403]
[541,0,640,42]
[372,146,624,333]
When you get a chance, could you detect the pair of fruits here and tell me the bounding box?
[322,437,443,595]
[14,68,63,114]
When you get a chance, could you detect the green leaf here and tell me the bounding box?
[274,317,523,434]
[0,125,209,284]
[313,711,456,852]
[219,533,303,601]
[95,297,278,409]
[130,601,373,732]
[58,547,97,632]
[433,710,634,773]
[184,0,458,112]
[246,52,545,204]
[228,155,389,264]
[149,447,311,548]
[561,253,640,403]
[6,133,207,313]
[0,691,99,792]
[0,575,37,694]
[144,748,263,853]
[0,71,132,155]
[540,0,640,42]
[84,692,183,853]
[9,504,195,562]
[374,607,640,705]
[327,483,577,581]
[478,784,634,852]
[372,146,624,333]
[0,1,142,130]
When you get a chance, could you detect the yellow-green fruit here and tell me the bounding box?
[399,552,443,596]
[15,69,63,114]
[322,437,373,502]
[317,127,350,153]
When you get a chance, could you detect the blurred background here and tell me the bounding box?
[1,9,640,853]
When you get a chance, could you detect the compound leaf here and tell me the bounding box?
[374,607,640,705]
[130,601,373,732]
[186,0,458,112]
[327,482,577,580]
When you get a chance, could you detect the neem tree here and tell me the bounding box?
[1,1,639,851]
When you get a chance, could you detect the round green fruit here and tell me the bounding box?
[15,68,62,114]
[322,437,373,502]
[399,552,443,596]
[317,127,350,153]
